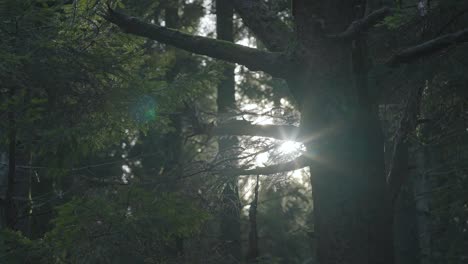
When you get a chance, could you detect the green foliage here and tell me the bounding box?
[0,229,49,264]
[379,10,413,30]
[0,1,212,262]
[242,179,313,264]
[1,189,209,264]
[46,189,208,263]
[0,0,209,171]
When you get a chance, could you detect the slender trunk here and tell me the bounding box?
[413,146,431,264]
[0,152,7,229]
[246,175,259,263]
[216,0,241,262]
[163,5,185,259]
[5,87,17,229]
[29,165,54,239]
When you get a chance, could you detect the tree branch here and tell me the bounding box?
[226,155,310,176]
[232,0,293,51]
[387,84,425,203]
[105,8,288,77]
[329,7,391,40]
[387,28,468,66]
[195,120,302,141]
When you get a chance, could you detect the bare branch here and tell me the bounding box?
[329,7,392,40]
[232,0,293,51]
[195,120,301,141]
[387,28,468,66]
[387,84,425,203]
[227,155,310,176]
[105,8,289,77]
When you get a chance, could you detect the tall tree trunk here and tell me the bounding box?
[292,2,395,263]
[246,175,259,263]
[413,146,431,264]
[163,4,185,259]
[393,153,420,264]
[0,152,7,229]
[4,87,17,229]
[302,107,393,264]
[216,0,241,262]
[295,56,393,264]
[29,166,54,239]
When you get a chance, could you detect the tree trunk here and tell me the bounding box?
[246,175,259,263]
[163,5,185,259]
[4,87,18,230]
[393,155,420,264]
[293,52,393,264]
[0,151,7,229]
[216,0,242,262]
[302,110,393,264]
[413,146,431,264]
[290,2,395,263]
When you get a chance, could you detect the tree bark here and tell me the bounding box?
[216,1,242,263]
[303,108,393,264]
[413,146,431,264]
[0,152,7,229]
[105,8,288,77]
[4,87,17,229]
[393,143,420,264]
[246,175,259,263]
[291,2,394,263]
[163,5,186,259]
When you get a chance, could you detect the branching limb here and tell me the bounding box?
[105,8,289,77]
[387,28,468,66]
[329,7,392,40]
[195,120,302,141]
[226,155,310,176]
[232,0,293,51]
[387,84,425,203]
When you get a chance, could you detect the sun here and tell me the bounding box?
[278,141,303,155]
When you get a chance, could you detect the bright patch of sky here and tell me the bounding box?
[196,0,215,36]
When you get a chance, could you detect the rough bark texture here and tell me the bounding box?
[387,83,425,203]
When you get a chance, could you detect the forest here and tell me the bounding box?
[0,0,467,263]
